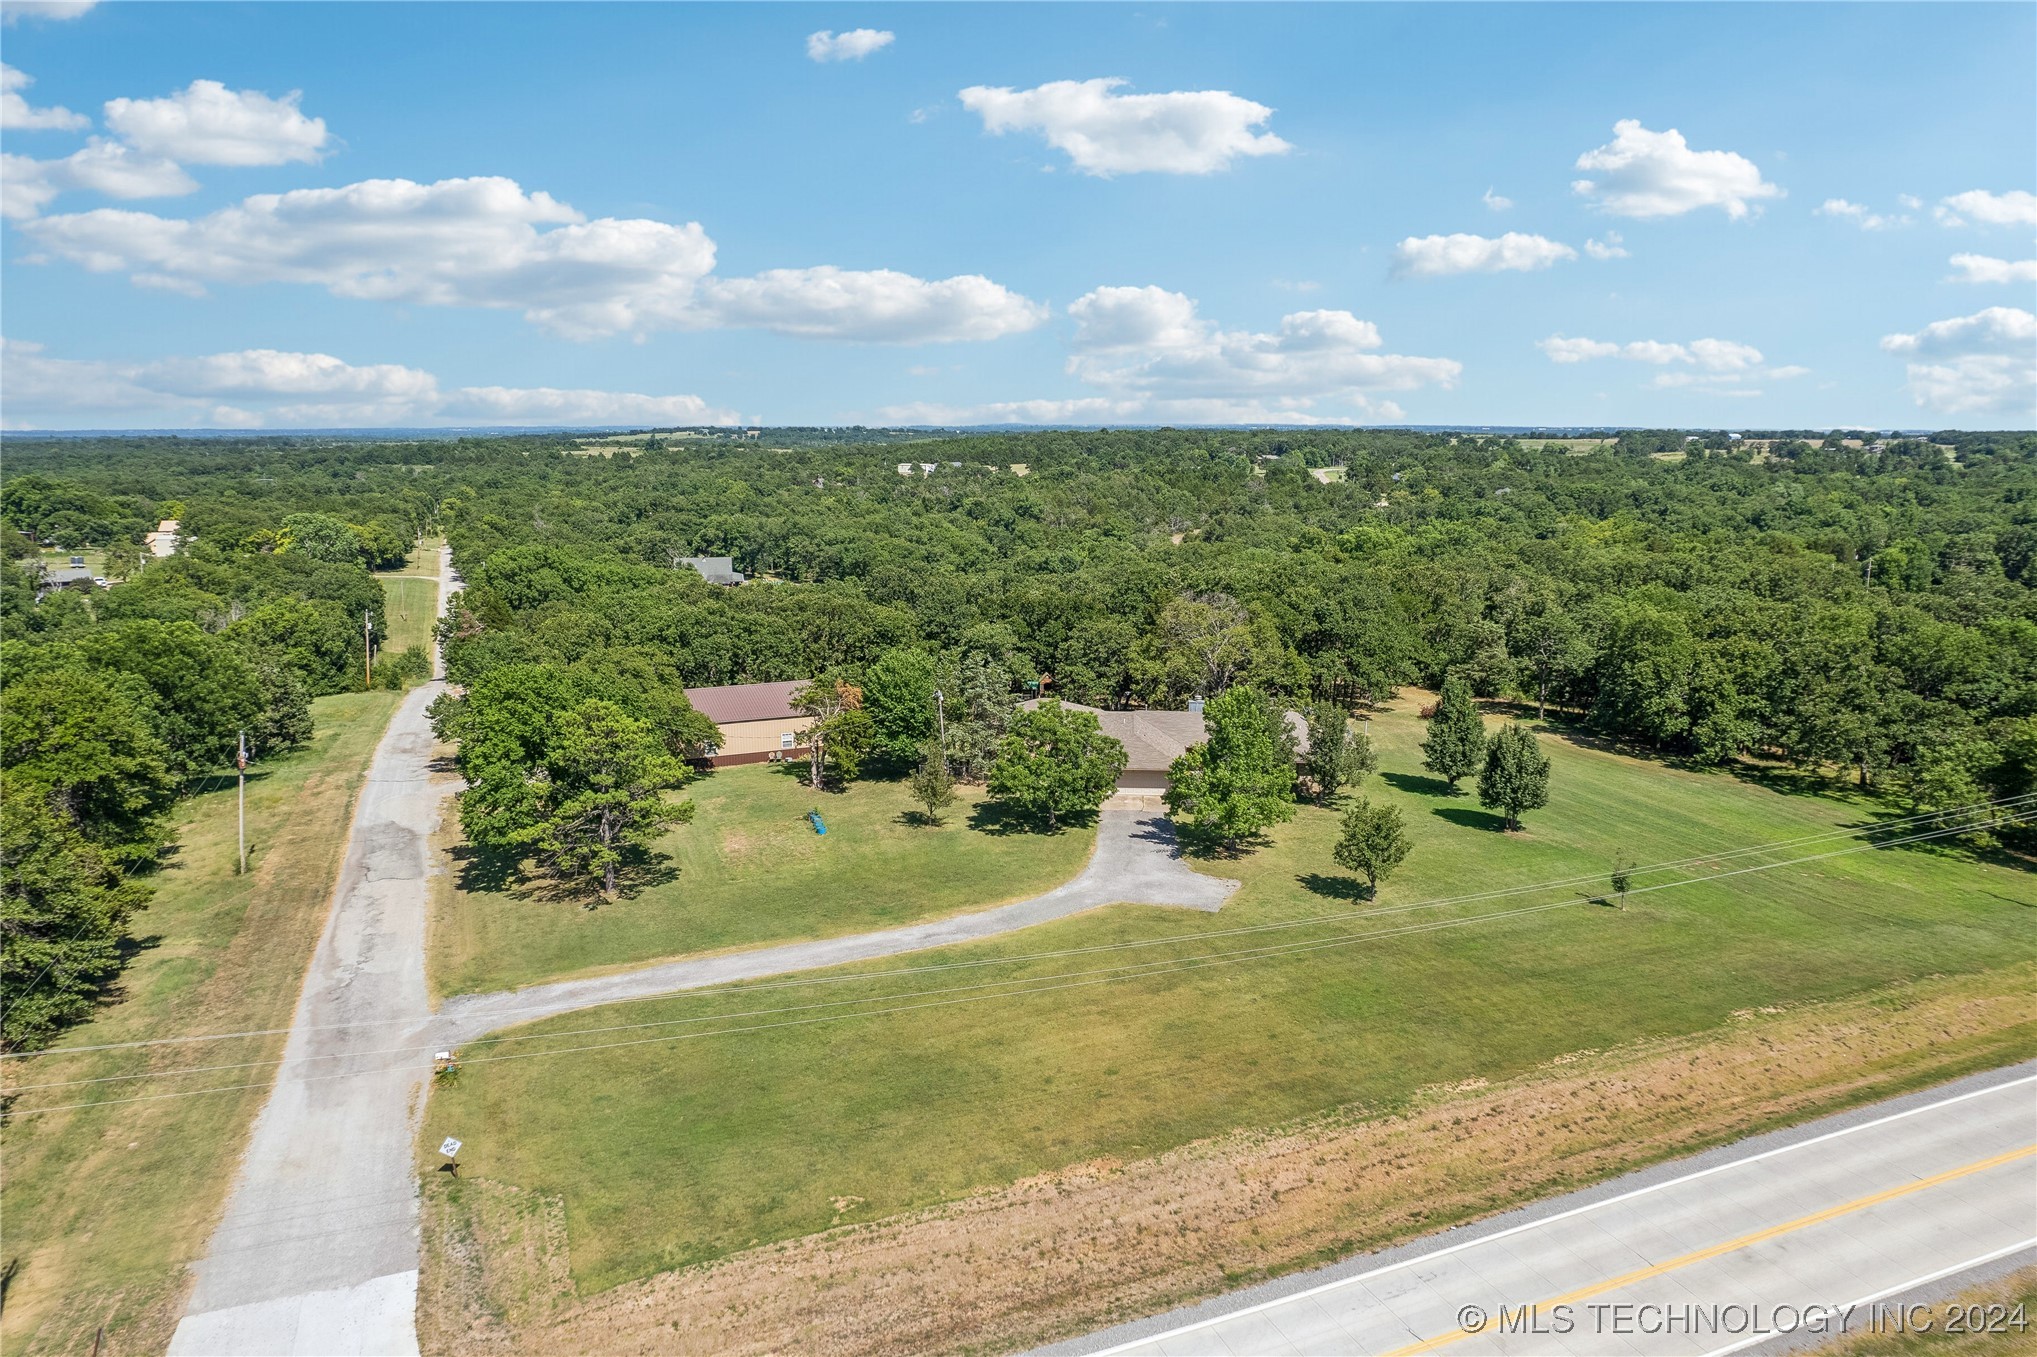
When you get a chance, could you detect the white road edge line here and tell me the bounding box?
[1092,1071,2037,1354]
[1700,1236,2037,1357]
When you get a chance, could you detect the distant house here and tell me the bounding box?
[144,519,181,557]
[685,680,809,766]
[678,556,745,586]
[1018,698,1311,797]
[34,564,95,599]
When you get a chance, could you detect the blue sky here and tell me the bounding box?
[2,1,2032,430]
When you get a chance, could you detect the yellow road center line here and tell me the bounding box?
[1384,1143,2037,1356]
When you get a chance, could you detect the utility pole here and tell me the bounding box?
[1863,554,1873,587]
[364,607,374,689]
[236,730,248,875]
[933,689,946,752]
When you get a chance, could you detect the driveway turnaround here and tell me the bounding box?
[433,806,1235,1043]
[1065,1063,2037,1357]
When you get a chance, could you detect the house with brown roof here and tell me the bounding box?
[684,680,809,767]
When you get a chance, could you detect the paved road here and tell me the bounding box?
[433,805,1234,1043]
[170,548,458,1356]
[1064,1064,2037,1357]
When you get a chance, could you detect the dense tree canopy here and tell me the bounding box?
[10,422,2037,1042]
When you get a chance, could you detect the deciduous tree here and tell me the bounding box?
[908,738,956,825]
[988,699,1126,830]
[1421,675,1485,791]
[793,676,872,788]
[1300,701,1375,803]
[1164,686,1298,849]
[532,700,692,899]
[1333,796,1411,895]
[1478,721,1551,831]
[863,647,938,764]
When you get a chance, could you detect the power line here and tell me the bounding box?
[12,791,2028,1062]
[8,810,2017,1114]
[9,801,2021,1095]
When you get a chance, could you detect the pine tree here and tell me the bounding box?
[1421,675,1486,790]
[1478,721,1551,831]
[1332,796,1411,895]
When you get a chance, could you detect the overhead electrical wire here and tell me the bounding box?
[7,807,2020,1117]
[10,791,2028,1064]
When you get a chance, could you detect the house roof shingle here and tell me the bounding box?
[1020,699,1207,773]
[1022,698,1313,771]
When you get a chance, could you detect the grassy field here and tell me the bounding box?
[2,690,401,1357]
[420,699,2037,1299]
[35,545,108,577]
[427,763,1099,997]
[418,967,2035,1355]
[373,536,440,657]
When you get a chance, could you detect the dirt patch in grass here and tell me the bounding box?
[418,965,2036,1357]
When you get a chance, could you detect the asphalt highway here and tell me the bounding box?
[1067,1063,2037,1357]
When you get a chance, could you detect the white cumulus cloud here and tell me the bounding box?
[1880,306,2036,357]
[1880,307,2036,417]
[0,337,739,428]
[1897,356,2034,416]
[1393,232,1576,278]
[1,63,87,130]
[958,78,1290,176]
[876,288,1450,426]
[1948,253,2037,285]
[1539,334,1766,371]
[1572,119,1781,219]
[438,386,731,425]
[104,79,329,166]
[1539,332,1799,396]
[1,1,98,24]
[1584,231,1629,259]
[1,140,196,219]
[21,174,1044,343]
[806,28,894,62]
[1934,189,2037,228]
[1816,197,1909,230]
[1482,187,1512,212]
[700,266,1044,342]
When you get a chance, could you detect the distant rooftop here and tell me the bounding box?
[678,555,744,586]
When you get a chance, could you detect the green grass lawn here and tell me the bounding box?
[3,690,401,1356]
[427,763,1099,997]
[36,545,108,576]
[423,703,2037,1297]
[373,537,440,657]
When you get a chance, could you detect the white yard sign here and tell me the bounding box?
[438,1136,462,1158]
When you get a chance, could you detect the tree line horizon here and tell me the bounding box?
[5,422,2035,1048]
